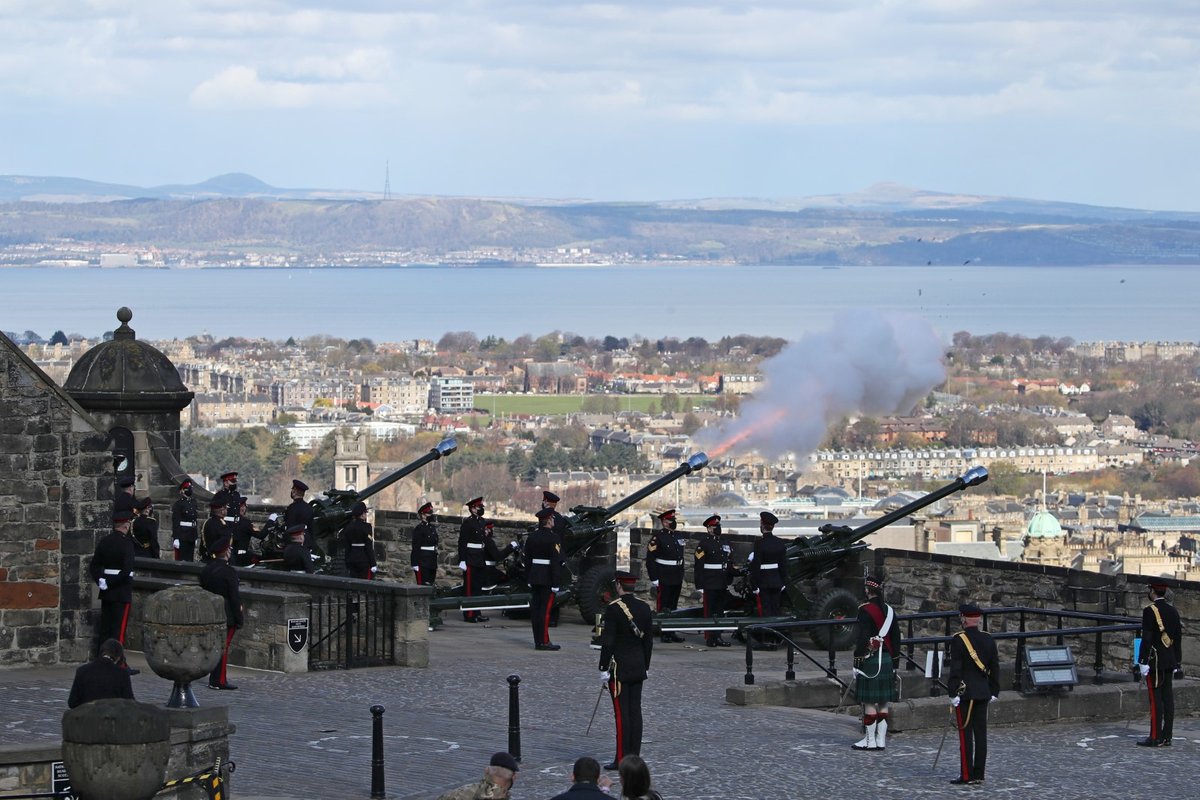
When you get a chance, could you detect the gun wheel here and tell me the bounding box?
[809,588,859,650]
[576,565,616,624]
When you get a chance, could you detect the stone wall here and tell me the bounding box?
[0,335,109,667]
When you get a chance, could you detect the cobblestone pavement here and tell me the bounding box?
[2,614,1197,800]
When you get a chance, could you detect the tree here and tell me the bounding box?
[660,392,681,414]
[681,412,702,436]
[49,330,68,346]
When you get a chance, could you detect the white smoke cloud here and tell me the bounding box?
[696,309,945,461]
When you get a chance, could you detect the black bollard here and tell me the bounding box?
[507,674,522,761]
[370,704,386,799]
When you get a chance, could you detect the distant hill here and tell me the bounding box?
[2,174,1200,266]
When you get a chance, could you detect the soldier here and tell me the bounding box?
[457,496,489,623]
[694,514,732,647]
[435,752,519,800]
[284,479,316,551]
[89,509,136,651]
[113,474,136,516]
[131,496,160,559]
[171,479,198,561]
[68,639,135,708]
[1138,580,1182,747]
[599,570,653,770]
[410,501,439,586]
[851,575,900,751]
[645,509,685,643]
[749,511,787,650]
[229,495,262,567]
[282,523,315,573]
[541,490,569,542]
[344,501,378,580]
[200,534,244,691]
[525,508,563,650]
[481,520,518,592]
[199,497,227,563]
[212,471,239,515]
[947,603,1000,786]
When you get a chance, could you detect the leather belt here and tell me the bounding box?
[179,521,195,527]
[351,543,366,547]
[760,563,780,569]
[655,559,680,566]
[532,558,551,565]
[467,543,484,549]
[102,569,122,575]
[703,564,725,569]
[420,546,436,551]
[484,560,497,566]
[224,516,238,523]
[237,549,248,555]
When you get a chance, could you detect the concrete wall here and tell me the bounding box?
[0,336,110,667]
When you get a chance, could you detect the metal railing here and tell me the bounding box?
[309,590,396,670]
[743,606,1142,692]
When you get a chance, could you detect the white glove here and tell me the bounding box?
[510,540,518,548]
[552,587,559,593]
[651,579,659,588]
[172,539,180,549]
[459,561,467,571]
[370,566,378,574]
[412,566,419,573]
[950,696,961,708]
[697,588,704,597]
[98,578,108,591]
[1140,663,1150,677]
[851,667,865,678]
[989,695,997,702]
[268,513,278,522]
[600,670,610,684]
[753,588,761,595]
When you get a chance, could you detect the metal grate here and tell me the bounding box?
[309,591,396,670]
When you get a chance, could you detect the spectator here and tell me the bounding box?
[68,639,134,708]
[436,751,519,800]
[618,755,662,800]
[549,756,613,799]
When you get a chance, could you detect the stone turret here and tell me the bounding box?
[64,308,194,501]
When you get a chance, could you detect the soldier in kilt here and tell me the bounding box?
[851,575,900,751]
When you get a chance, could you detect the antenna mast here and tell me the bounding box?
[383,161,392,201]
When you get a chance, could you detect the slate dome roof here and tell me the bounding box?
[64,307,193,412]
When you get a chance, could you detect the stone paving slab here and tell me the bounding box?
[1,615,1197,799]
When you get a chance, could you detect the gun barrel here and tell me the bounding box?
[602,452,709,519]
[350,437,457,504]
[814,465,989,545]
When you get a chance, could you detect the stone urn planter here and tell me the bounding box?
[62,698,171,800]
[142,585,225,707]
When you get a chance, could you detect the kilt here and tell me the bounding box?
[854,651,897,703]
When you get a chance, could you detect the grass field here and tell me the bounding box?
[476,394,712,416]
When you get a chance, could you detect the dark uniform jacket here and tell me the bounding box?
[113,491,136,516]
[854,598,900,660]
[200,516,226,561]
[749,533,788,590]
[200,560,244,628]
[948,627,1000,700]
[68,657,134,708]
[132,515,160,559]
[1140,597,1183,673]
[523,527,562,588]
[646,529,685,586]
[230,517,260,562]
[410,520,439,573]
[458,515,488,567]
[172,495,198,544]
[89,531,135,603]
[285,498,316,550]
[550,510,570,543]
[599,594,654,683]
[343,519,377,571]
[283,542,315,573]
[694,531,732,592]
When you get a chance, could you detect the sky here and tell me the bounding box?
[3,1,1200,210]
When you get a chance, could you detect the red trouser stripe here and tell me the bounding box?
[117,603,131,644]
[1148,672,1159,738]
[756,595,764,616]
[610,681,624,762]
[542,593,555,645]
[174,547,181,561]
[220,627,236,685]
[955,704,969,781]
[655,590,662,612]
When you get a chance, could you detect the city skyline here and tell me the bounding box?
[3,3,1200,211]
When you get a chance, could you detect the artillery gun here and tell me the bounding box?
[430,452,710,623]
[657,465,990,648]
[257,438,457,571]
